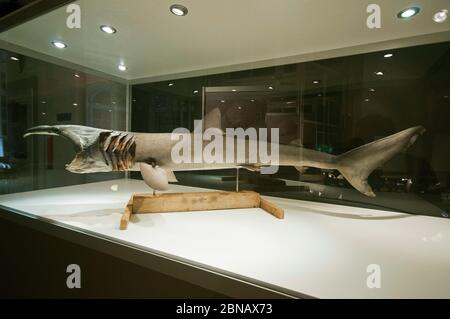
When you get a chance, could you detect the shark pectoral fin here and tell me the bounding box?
[139,162,169,191]
[289,139,303,147]
[241,164,261,172]
[164,169,178,183]
[295,166,308,174]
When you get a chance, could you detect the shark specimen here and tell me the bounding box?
[24,124,425,197]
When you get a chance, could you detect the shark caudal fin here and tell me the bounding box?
[336,126,426,197]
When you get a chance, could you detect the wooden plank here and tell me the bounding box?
[260,198,285,219]
[132,191,261,214]
[120,197,134,230]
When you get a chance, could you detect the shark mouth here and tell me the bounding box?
[24,125,136,173]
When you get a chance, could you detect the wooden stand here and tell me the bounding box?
[120,191,284,230]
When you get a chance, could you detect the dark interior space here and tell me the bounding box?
[0,0,37,18]
[131,42,450,219]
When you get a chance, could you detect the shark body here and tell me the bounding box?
[24,125,426,197]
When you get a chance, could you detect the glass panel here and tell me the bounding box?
[0,50,126,194]
[131,42,450,218]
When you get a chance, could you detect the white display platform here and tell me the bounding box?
[1,178,449,298]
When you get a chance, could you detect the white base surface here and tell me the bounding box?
[1,179,450,298]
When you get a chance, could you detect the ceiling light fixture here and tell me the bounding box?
[397,7,420,19]
[100,25,117,34]
[74,74,80,78]
[365,99,370,102]
[375,71,384,76]
[51,41,67,49]
[73,103,78,106]
[170,4,188,16]
[220,100,226,103]
[250,99,255,102]
[433,9,448,23]
[369,88,376,92]
[168,82,174,87]
[312,80,321,84]
[268,86,274,90]
[384,53,394,58]
[118,64,127,71]
[193,90,199,94]
[232,89,237,92]
[10,56,19,61]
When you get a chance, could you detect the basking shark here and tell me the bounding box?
[24,124,425,197]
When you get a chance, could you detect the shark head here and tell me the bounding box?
[24,125,136,173]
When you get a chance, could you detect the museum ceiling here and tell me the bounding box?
[0,0,449,82]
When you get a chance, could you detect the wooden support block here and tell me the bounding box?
[120,197,134,230]
[132,191,260,214]
[260,198,284,219]
[120,191,284,230]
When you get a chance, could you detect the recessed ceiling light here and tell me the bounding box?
[237,106,242,110]
[51,41,67,49]
[10,56,19,61]
[193,90,199,94]
[74,74,80,78]
[375,71,384,76]
[118,64,127,71]
[232,89,237,92]
[365,99,370,102]
[433,9,448,23]
[312,80,321,84]
[250,99,255,102]
[268,86,274,90]
[100,25,117,34]
[170,4,188,16]
[384,53,394,58]
[317,93,323,97]
[168,82,174,87]
[397,7,420,19]
[73,103,78,106]
[42,112,46,116]
[41,101,47,104]
[369,88,376,92]
[220,100,226,103]
[132,99,137,102]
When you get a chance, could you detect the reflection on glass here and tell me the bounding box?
[0,49,127,194]
[132,41,450,218]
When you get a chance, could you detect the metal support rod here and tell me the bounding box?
[235,168,240,192]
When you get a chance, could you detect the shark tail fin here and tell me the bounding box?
[336,126,426,197]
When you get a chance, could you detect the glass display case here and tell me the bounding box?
[0,0,450,298]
